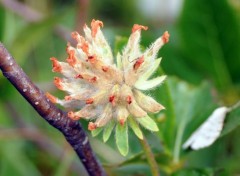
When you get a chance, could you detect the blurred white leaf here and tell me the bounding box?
[182,107,229,150]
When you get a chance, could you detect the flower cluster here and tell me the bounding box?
[47,19,169,133]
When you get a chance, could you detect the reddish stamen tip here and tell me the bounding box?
[102,66,109,72]
[126,95,132,104]
[75,74,83,79]
[133,56,144,70]
[54,77,63,90]
[81,42,89,54]
[86,98,94,104]
[45,92,57,103]
[64,96,72,101]
[89,76,97,83]
[50,57,62,72]
[119,119,125,126]
[71,31,80,41]
[162,31,170,44]
[88,122,97,131]
[109,95,115,105]
[132,24,148,33]
[87,55,96,64]
[66,49,77,66]
[91,19,104,37]
[68,111,80,120]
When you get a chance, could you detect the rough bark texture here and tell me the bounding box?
[0,43,106,176]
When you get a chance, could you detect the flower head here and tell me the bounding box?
[47,19,169,135]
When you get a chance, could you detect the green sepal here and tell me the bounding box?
[115,122,129,156]
[128,116,143,139]
[136,115,159,132]
[91,127,103,137]
[103,120,115,142]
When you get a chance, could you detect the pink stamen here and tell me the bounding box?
[88,122,97,131]
[86,98,94,104]
[102,66,109,72]
[54,77,63,90]
[132,24,148,33]
[91,19,103,37]
[126,95,132,104]
[162,31,170,44]
[45,92,57,103]
[50,57,62,72]
[133,56,144,70]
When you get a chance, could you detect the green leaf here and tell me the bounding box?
[221,108,240,137]
[178,0,240,89]
[115,122,128,156]
[172,168,216,176]
[91,127,103,137]
[103,120,115,142]
[153,71,176,150]
[155,77,217,161]
[136,115,159,132]
[128,116,143,139]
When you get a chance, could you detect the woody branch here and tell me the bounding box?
[0,43,106,176]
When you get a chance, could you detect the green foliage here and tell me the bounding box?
[172,169,214,176]
[178,0,240,90]
[221,108,240,137]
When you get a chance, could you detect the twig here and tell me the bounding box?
[0,43,106,176]
[1,0,44,22]
[75,0,90,34]
[139,136,160,176]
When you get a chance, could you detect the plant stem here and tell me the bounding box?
[139,136,160,176]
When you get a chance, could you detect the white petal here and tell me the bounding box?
[127,100,147,118]
[122,31,141,69]
[144,36,165,62]
[95,104,112,127]
[83,25,93,43]
[57,99,85,109]
[134,75,166,90]
[93,30,113,65]
[182,107,229,150]
[138,58,162,81]
[60,62,78,78]
[133,90,165,113]
[74,105,96,119]
[115,105,129,122]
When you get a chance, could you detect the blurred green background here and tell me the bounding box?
[0,0,240,175]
